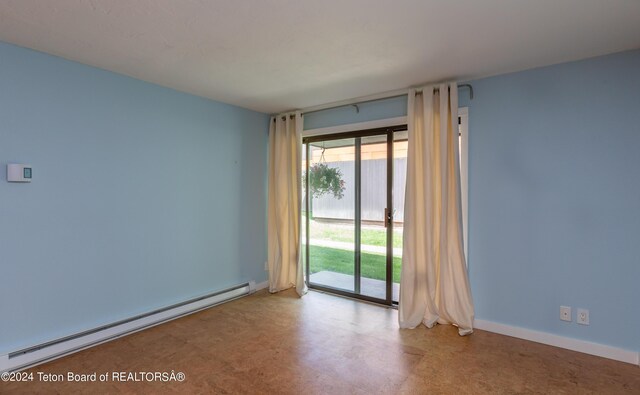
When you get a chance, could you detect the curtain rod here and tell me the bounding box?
[301,94,405,116]
[300,84,473,117]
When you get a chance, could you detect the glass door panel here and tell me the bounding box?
[306,138,356,293]
[304,126,406,305]
[359,134,391,301]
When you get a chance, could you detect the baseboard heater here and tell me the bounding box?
[1,281,257,373]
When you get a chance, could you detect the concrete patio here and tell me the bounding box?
[309,270,400,302]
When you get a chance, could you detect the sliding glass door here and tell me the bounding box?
[303,126,406,305]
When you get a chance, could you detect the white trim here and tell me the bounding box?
[254,280,269,291]
[1,283,254,373]
[458,107,469,261]
[474,319,639,366]
[302,116,407,137]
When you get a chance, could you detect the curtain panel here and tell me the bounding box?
[267,111,307,296]
[399,83,475,335]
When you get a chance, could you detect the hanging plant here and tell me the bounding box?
[304,162,346,199]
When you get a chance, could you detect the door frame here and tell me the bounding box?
[303,125,407,306]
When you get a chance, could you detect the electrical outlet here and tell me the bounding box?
[577,308,589,325]
[560,306,572,322]
[264,261,268,271]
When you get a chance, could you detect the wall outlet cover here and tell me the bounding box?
[577,308,590,325]
[560,306,572,322]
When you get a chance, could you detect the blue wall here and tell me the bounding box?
[0,42,269,354]
[303,95,406,130]
[464,50,640,352]
[1,38,637,356]
[303,50,640,353]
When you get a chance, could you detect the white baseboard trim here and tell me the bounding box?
[254,280,269,291]
[1,281,258,373]
[474,319,639,366]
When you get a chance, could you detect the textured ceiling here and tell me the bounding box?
[1,0,639,114]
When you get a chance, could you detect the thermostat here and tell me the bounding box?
[7,164,32,182]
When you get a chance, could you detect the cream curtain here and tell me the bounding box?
[267,111,307,296]
[398,83,475,335]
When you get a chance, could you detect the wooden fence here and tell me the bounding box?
[309,158,406,223]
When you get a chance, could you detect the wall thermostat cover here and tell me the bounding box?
[7,164,32,182]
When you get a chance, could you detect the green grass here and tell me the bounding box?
[308,245,401,283]
[312,226,403,248]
